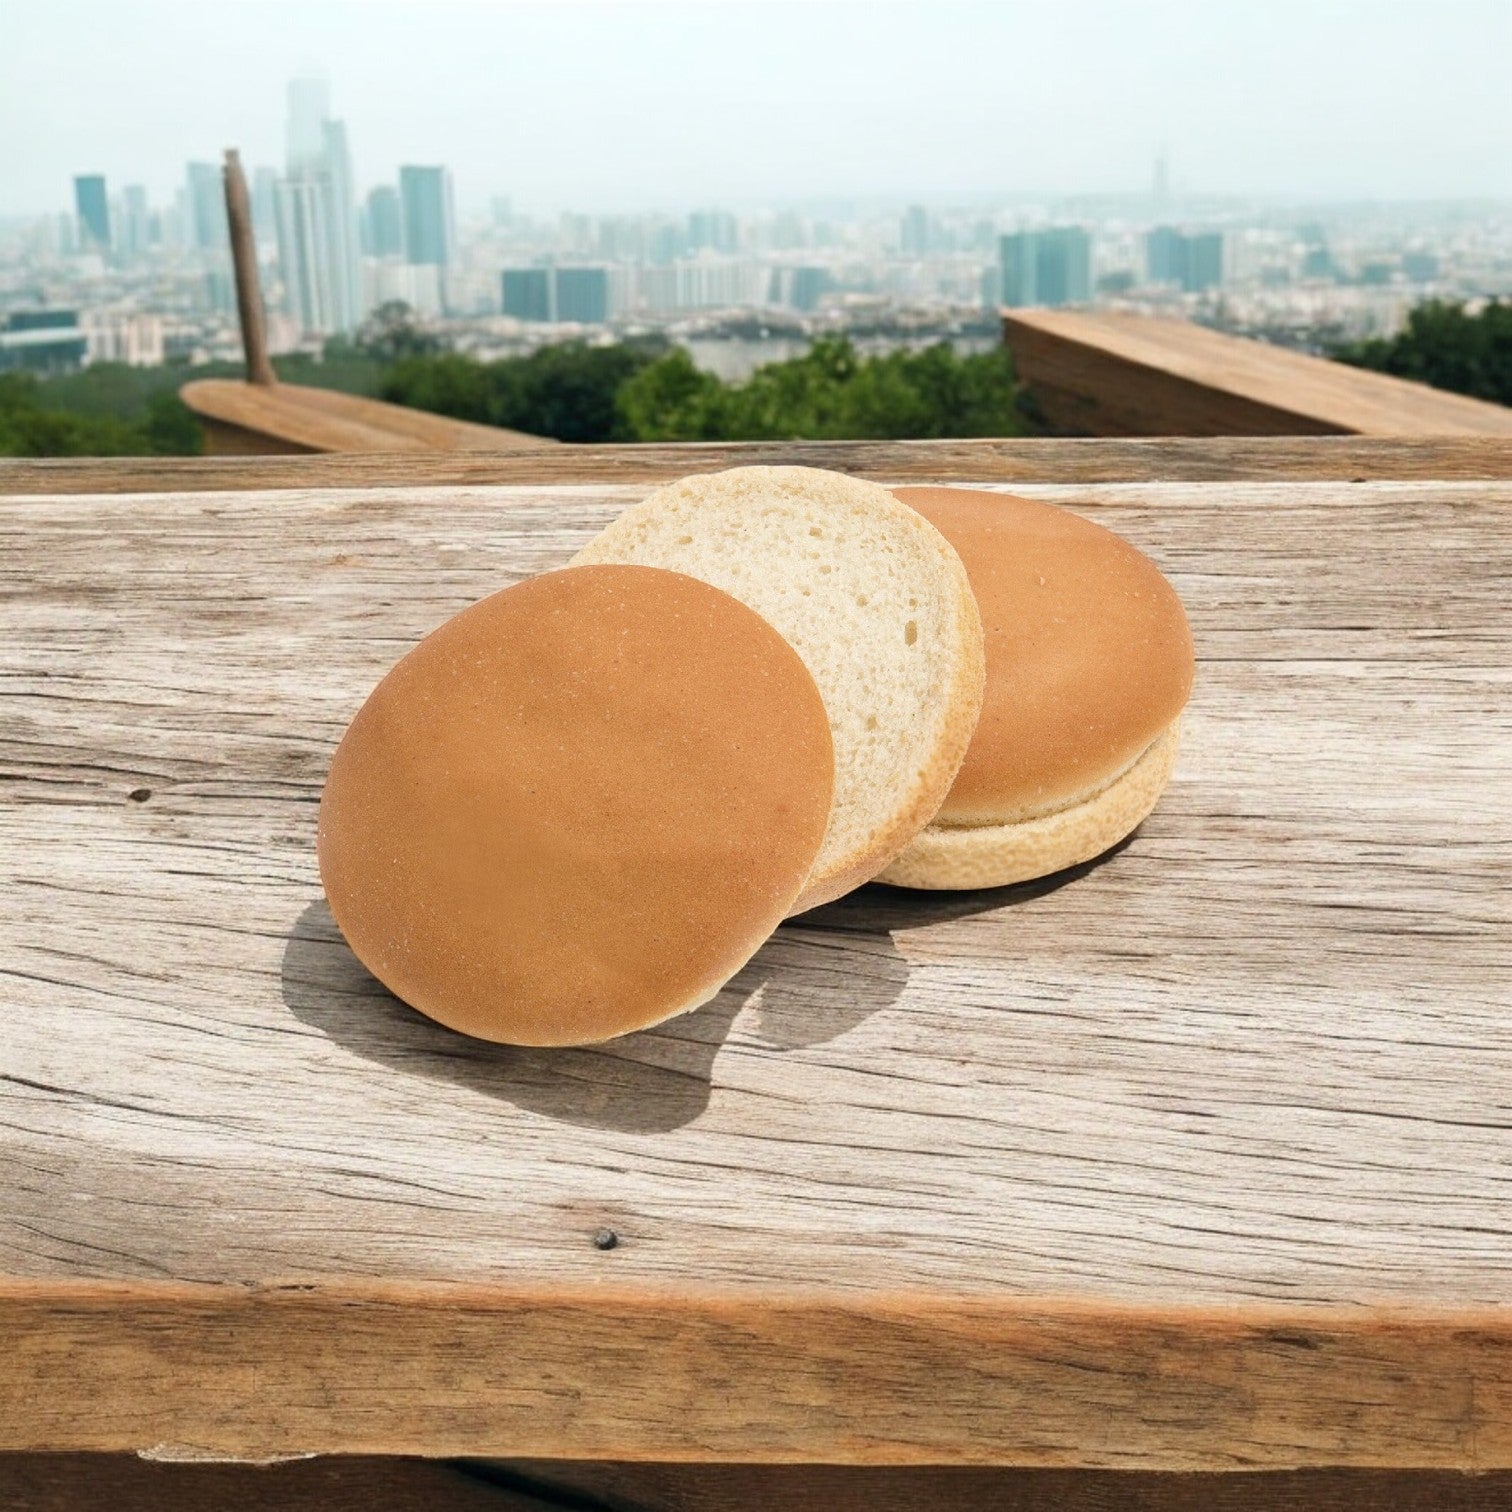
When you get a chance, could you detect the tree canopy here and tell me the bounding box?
[1332,299,1512,407]
[617,337,1031,442]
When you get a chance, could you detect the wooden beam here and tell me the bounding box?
[222,149,276,388]
[1003,309,1512,437]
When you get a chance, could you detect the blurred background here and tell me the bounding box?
[1,0,1508,455]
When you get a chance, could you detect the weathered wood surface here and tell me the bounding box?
[2,473,1510,1466]
[1004,310,1512,438]
[3,435,1511,495]
[179,378,559,455]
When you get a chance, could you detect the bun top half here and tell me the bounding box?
[318,563,833,1046]
[893,487,1194,826]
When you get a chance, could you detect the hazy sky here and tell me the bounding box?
[2,0,1508,216]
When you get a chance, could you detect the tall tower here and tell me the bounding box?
[399,166,455,267]
[274,79,362,336]
[286,78,331,168]
[73,175,111,254]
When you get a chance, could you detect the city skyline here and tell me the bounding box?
[3,1,1510,218]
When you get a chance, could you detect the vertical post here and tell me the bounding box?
[223,148,277,386]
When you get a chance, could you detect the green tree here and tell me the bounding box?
[1333,299,1512,407]
[616,336,1032,442]
[381,339,669,442]
[350,301,446,365]
[0,368,201,456]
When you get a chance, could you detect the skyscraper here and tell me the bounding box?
[73,175,110,253]
[286,78,331,168]
[119,185,150,260]
[274,175,340,336]
[319,119,362,328]
[274,82,362,336]
[252,167,280,249]
[399,166,455,267]
[502,268,552,321]
[1000,228,1091,307]
[1145,227,1224,292]
[185,162,227,252]
[1184,232,1224,292]
[554,267,609,324]
[364,186,404,257]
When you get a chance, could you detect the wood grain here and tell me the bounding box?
[2,435,1511,495]
[2,474,1510,1465]
[179,378,559,455]
[1004,310,1512,438]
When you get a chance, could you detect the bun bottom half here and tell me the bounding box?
[876,722,1181,892]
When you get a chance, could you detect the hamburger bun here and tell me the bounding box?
[573,466,985,911]
[318,564,833,1045]
[880,487,1193,891]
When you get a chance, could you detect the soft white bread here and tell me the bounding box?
[318,564,834,1046]
[879,487,1194,891]
[573,466,986,911]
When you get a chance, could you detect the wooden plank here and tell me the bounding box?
[179,378,559,455]
[2,436,1511,495]
[1004,310,1512,438]
[6,1286,1512,1467]
[2,477,1509,1466]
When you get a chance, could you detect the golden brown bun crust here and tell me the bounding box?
[877,721,1180,891]
[892,487,1194,826]
[317,565,833,1047]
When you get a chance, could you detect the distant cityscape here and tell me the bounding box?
[3,79,1510,380]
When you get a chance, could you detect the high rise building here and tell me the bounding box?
[274,175,341,336]
[1145,225,1184,285]
[399,166,454,267]
[274,82,362,335]
[1000,227,1091,307]
[286,78,331,168]
[900,204,929,257]
[502,268,552,321]
[73,175,110,253]
[1145,227,1224,292]
[118,185,150,260]
[770,266,831,311]
[319,119,362,327]
[554,267,609,324]
[363,186,404,257]
[185,162,227,252]
[1184,232,1223,292]
[252,167,280,249]
[500,266,611,324]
